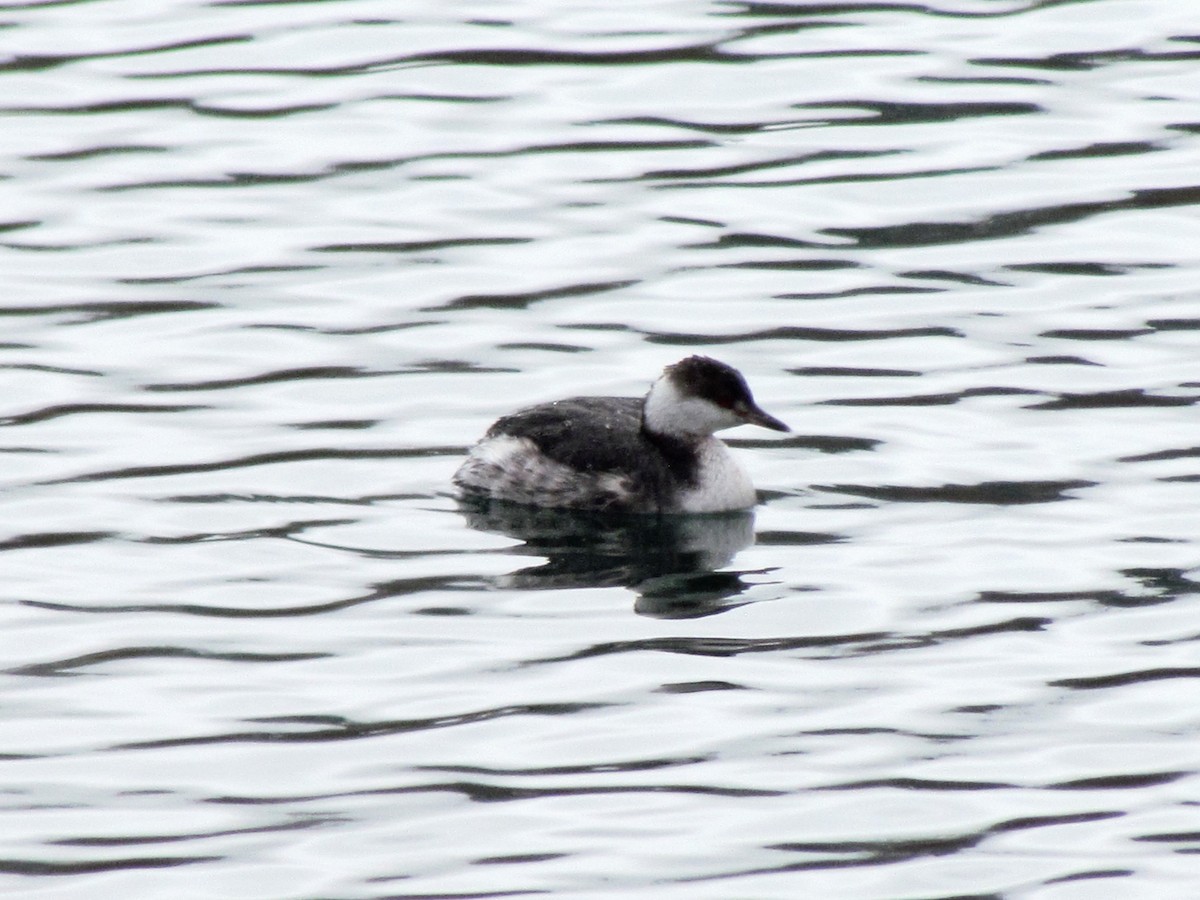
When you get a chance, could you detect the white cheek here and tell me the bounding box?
[645,382,741,437]
[677,397,741,434]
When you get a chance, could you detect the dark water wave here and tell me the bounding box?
[21,571,478,619]
[757,810,1125,873]
[818,479,1093,504]
[9,646,326,678]
[535,616,1048,663]
[40,447,456,486]
[0,403,206,426]
[114,702,609,752]
[0,856,220,876]
[646,325,964,343]
[0,300,217,323]
[3,0,1198,896]
[823,185,1200,248]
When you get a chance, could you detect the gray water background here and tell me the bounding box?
[2,1,1200,897]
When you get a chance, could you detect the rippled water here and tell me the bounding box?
[3,0,1199,897]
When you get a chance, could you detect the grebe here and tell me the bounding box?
[453,356,788,513]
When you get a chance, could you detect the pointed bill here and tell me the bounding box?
[735,401,790,432]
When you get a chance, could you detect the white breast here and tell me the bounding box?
[676,438,757,513]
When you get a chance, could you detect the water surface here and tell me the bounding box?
[2,1,1199,897]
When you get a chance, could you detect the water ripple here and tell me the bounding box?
[116,703,612,752]
[3,0,1199,896]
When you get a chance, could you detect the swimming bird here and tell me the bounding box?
[453,356,788,513]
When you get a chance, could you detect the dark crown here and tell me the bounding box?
[665,356,753,409]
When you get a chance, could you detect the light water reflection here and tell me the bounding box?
[2,0,1199,898]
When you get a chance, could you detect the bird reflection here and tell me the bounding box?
[457,498,762,618]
